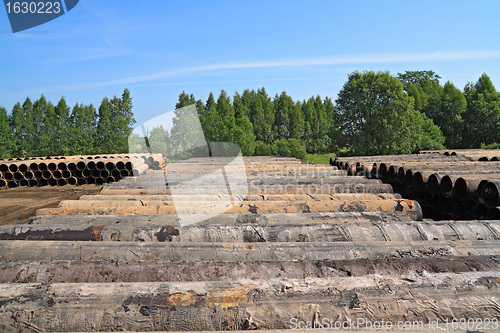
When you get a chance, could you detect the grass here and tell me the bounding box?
[301,153,336,165]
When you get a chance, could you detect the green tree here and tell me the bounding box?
[38,101,56,156]
[113,88,135,152]
[462,74,500,147]
[70,103,97,155]
[398,70,442,117]
[0,107,15,158]
[336,71,417,155]
[96,89,135,153]
[54,97,71,155]
[10,102,25,156]
[272,91,304,141]
[96,98,113,153]
[311,95,331,153]
[233,92,256,155]
[250,88,274,143]
[324,96,340,152]
[216,90,236,142]
[411,110,445,150]
[22,97,35,156]
[201,92,218,142]
[428,82,467,148]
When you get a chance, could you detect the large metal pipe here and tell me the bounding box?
[1,272,499,332]
[441,175,499,197]
[44,199,422,220]
[482,180,500,207]
[79,193,401,202]
[0,219,497,243]
[7,180,18,188]
[1,255,497,284]
[0,239,498,261]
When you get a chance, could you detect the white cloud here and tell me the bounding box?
[4,50,500,96]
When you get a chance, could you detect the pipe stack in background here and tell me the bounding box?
[420,148,500,161]
[0,153,165,188]
[332,149,500,220]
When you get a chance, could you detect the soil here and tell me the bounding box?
[0,185,102,225]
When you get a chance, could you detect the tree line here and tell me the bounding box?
[0,89,135,158]
[0,71,499,159]
[172,71,500,157]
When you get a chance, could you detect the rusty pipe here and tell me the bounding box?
[482,180,500,207]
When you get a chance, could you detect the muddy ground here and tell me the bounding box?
[0,185,102,225]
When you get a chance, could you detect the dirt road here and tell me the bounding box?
[0,185,102,225]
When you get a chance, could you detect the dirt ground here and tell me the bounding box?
[0,185,102,225]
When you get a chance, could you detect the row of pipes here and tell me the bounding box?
[331,152,500,220]
[0,153,165,188]
[420,149,500,161]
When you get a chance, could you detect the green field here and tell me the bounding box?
[301,153,335,165]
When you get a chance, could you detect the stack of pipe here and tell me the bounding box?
[0,153,164,188]
[332,151,500,220]
[0,156,499,331]
[420,148,500,161]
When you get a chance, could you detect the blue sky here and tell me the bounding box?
[1,0,500,125]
